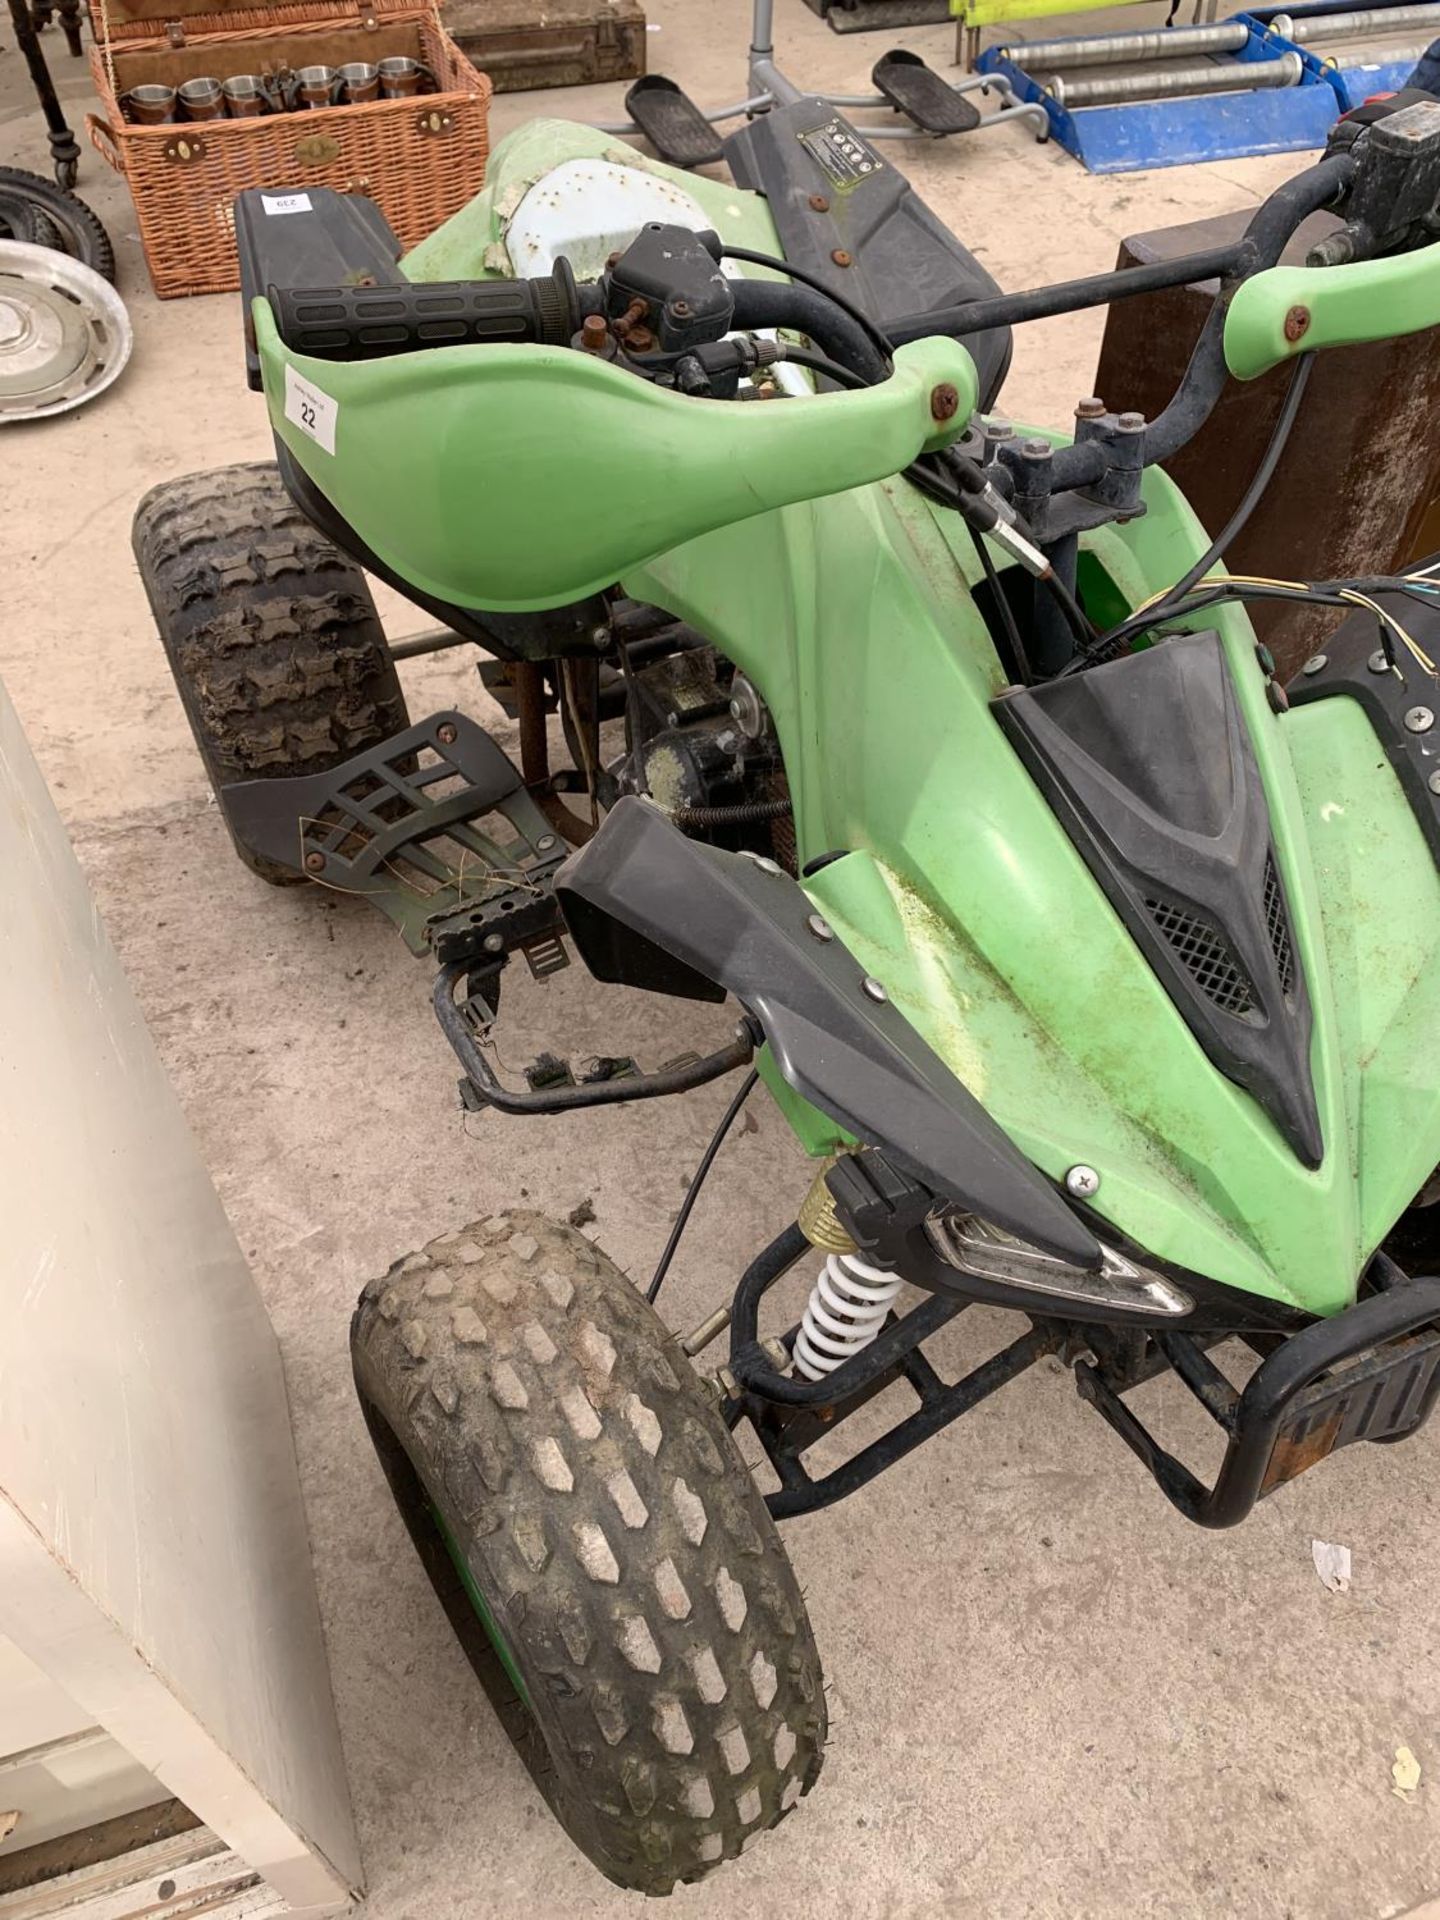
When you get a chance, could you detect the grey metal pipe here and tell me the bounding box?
[1003,21,1249,67]
[1287,1,1440,40]
[750,51,802,106]
[1008,1,1440,74]
[1049,51,1303,105]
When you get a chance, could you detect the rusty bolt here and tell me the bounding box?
[1284,304,1310,342]
[831,248,853,269]
[612,297,648,338]
[579,314,609,353]
[437,721,458,746]
[808,193,829,212]
[305,850,325,873]
[1116,411,1146,433]
[930,382,961,423]
[670,297,692,319]
[1075,395,1106,420]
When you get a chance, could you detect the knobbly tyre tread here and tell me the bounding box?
[0,189,61,251]
[0,168,115,282]
[351,1210,827,1894]
[133,462,409,884]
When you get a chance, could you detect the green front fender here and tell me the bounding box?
[628,467,1440,1318]
[286,115,1440,1319]
[252,304,974,613]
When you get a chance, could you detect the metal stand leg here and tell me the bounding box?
[6,0,82,188]
[57,0,84,60]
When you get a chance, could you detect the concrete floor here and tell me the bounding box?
[5,1,1440,1914]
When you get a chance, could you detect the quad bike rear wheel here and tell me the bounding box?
[351,1210,826,1893]
[134,462,409,885]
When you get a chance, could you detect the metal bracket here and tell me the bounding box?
[1076,1275,1440,1525]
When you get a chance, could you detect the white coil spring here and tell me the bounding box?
[792,1252,904,1381]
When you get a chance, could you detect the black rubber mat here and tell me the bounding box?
[872,50,981,134]
[624,75,725,169]
[804,0,951,29]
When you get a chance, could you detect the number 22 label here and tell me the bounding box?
[283,365,339,456]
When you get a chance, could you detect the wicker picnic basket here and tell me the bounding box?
[86,0,492,298]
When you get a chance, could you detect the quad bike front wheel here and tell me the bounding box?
[351,1211,826,1893]
[133,461,409,885]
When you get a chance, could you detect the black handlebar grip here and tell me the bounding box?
[267,263,581,361]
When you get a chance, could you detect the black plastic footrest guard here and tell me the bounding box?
[872,50,980,134]
[1076,1276,1440,1527]
[220,711,567,964]
[809,0,951,29]
[625,75,725,168]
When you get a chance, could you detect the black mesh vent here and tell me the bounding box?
[1264,856,1297,998]
[1144,896,1256,1016]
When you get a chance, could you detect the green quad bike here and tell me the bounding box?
[137,89,1440,1893]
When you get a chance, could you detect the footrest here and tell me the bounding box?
[811,0,951,29]
[220,711,568,967]
[872,50,980,134]
[625,75,724,169]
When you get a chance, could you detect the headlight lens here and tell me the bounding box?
[926,1209,1193,1317]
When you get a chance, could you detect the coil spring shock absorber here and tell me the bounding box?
[792,1252,904,1381]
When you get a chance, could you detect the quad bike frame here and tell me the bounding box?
[197,91,1440,1540]
[133,85,1440,1892]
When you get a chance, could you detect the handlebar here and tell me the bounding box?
[267,254,891,385]
[266,262,586,360]
[252,115,1432,582]
[1224,238,1440,380]
[1044,151,1354,494]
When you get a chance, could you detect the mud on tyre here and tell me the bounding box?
[133,461,408,884]
[351,1210,827,1893]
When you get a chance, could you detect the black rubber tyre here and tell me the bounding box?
[133,462,409,885]
[351,1211,826,1894]
[0,168,114,282]
[0,189,61,250]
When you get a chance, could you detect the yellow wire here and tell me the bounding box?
[1134,567,1437,676]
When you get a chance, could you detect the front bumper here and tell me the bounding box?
[1075,1273,1440,1526]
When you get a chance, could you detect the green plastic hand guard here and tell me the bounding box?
[1224,239,1440,380]
[252,300,977,613]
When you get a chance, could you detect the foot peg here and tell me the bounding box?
[624,75,725,169]
[220,711,568,968]
[872,50,981,134]
[806,0,951,29]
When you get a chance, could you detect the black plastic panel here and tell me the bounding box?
[556,797,1102,1268]
[998,632,1322,1166]
[722,100,1011,409]
[236,187,404,390]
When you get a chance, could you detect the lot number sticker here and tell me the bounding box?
[262,192,313,215]
[284,364,338,456]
